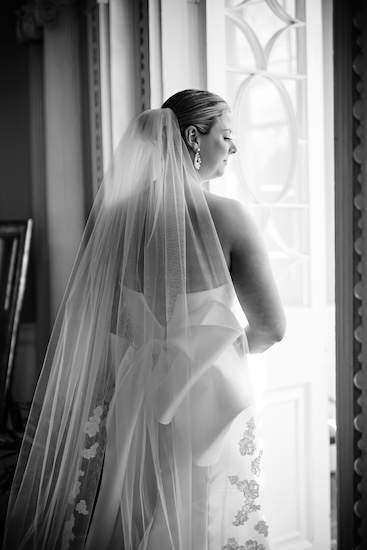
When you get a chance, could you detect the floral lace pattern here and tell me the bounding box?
[71,470,85,499]
[251,451,263,477]
[62,515,75,547]
[62,404,104,549]
[75,500,88,515]
[228,476,260,501]
[238,417,256,456]
[222,538,266,550]
[225,415,270,545]
[83,405,103,436]
[228,476,261,526]
[232,502,262,527]
[80,441,99,459]
[254,519,269,538]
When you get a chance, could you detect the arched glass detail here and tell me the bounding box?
[214,0,308,306]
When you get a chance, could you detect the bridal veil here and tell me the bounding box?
[2,108,251,549]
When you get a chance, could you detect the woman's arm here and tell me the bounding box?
[229,200,286,352]
[207,192,286,353]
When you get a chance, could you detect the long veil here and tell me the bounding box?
[2,108,251,550]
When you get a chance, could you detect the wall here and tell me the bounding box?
[0,0,35,326]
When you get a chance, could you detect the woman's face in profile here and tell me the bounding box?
[198,111,237,181]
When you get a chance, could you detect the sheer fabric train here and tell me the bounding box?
[2,109,264,550]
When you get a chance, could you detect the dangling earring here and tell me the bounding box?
[194,148,201,170]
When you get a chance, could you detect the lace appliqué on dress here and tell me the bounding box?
[80,441,99,459]
[83,405,103,436]
[227,417,270,538]
[63,515,75,547]
[222,538,266,550]
[62,404,104,549]
[75,500,89,515]
[254,519,269,538]
[251,450,263,477]
[71,470,85,499]
[238,417,256,456]
[228,476,261,526]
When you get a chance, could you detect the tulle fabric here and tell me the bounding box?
[2,108,252,550]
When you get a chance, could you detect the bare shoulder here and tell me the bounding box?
[203,190,259,251]
[204,189,286,351]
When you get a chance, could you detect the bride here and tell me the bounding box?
[2,89,286,550]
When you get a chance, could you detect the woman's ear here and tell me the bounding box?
[184,125,200,151]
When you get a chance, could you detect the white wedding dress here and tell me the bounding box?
[85,285,272,550]
[2,109,272,550]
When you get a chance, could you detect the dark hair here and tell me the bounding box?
[162,89,229,136]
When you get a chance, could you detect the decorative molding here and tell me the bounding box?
[353,2,367,546]
[136,0,150,112]
[86,2,104,195]
[334,0,367,547]
[16,3,43,42]
[16,0,79,43]
[33,0,59,26]
[351,4,365,545]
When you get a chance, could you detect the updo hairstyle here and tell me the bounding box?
[162,89,229,137]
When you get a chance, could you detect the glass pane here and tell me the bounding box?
[221,0,308,306]
[267,27,299,74]
[233,74,295,203]
[226,1,285,48]
[226,16,258,71]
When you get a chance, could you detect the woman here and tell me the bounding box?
[2,90,285,550]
